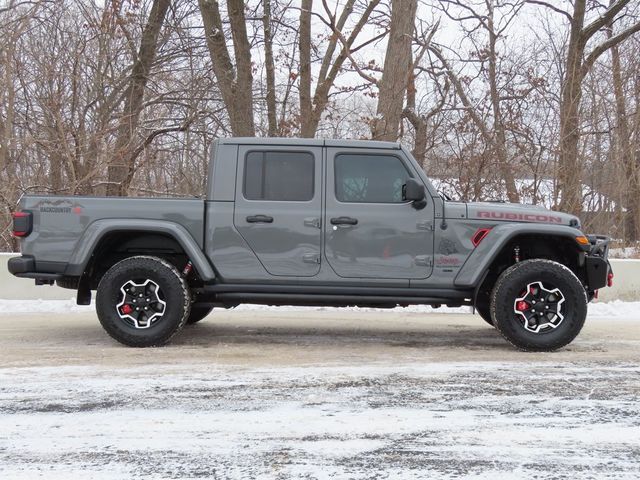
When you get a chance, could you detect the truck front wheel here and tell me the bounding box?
[490,259,587,351]
[96,256,191,347]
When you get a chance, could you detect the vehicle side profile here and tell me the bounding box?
[8,138,613,350]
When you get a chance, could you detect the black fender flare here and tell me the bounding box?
[454,223,586,288]
[64,219,216,281]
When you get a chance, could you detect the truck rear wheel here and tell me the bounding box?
[96,256,191,347]
[490,259,587,351]
[186,304,213,324]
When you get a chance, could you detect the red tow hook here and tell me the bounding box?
[607,272,614,287]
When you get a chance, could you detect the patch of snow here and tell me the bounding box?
[1,363,639,479]
[588,300,640,319]
[1,298,639,320]
[0,297,94,313]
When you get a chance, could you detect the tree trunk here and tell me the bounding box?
[404,71,428,166]
[227,0,254,135]
[299,0,313,137]
[107,0,171,196]
[371,0,417,141]
[299,0,378,138]
[486,3,518,202]
[262,0,278,136]
[554,0,640,215]
[557,1,586,215]
[199,0,255,137]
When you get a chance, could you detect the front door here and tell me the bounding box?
[234,145,322,277]
[324,148,434,279]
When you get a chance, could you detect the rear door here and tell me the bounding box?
[324,148,434,279]
[233,145,322,277]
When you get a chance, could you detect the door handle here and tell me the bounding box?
[330,216,358,226]
[246,214,274,223]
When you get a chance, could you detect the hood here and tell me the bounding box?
[465,201,581,228]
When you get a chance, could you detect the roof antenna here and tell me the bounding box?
[441,197,448,230]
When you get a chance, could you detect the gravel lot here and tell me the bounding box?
[1,308,639,479]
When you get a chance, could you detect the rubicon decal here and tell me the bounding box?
[477,211,563,223]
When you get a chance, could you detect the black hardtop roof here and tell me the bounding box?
[216,137,401,149]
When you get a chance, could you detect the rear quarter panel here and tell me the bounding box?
[18,196,205,271]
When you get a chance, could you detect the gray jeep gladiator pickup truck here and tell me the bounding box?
[8,138,612,350]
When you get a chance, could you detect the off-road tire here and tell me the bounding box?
[186,304,213,324]
[490,259,587,352]
[96,256,191,347]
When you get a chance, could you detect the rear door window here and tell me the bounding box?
[244,151,314,201]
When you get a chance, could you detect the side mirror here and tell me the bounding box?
[402,178,427,209]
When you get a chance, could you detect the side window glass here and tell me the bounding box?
[335,154,412,203]
[244,151,314,201]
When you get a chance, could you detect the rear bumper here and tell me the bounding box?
[7,255,34,275]
[7,255,63,284]
[584,235,612,291]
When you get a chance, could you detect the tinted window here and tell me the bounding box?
[244,151,314,201]
[335,154,411,203]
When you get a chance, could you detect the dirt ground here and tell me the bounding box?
[1,309,639,479]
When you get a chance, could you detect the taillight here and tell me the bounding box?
[11,211,32,237]
[607,272,614,287]
[471,227,492,247]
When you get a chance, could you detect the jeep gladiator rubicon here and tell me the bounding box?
[8,138,612,350]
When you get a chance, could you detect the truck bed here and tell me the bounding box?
[16,195,205,274]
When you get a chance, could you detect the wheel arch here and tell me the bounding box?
[65,219,215,292]
[457,223,588,291]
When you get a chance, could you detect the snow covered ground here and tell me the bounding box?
[0,304,639,479]
[1,362,639,479]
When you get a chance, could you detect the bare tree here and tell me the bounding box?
[370,0,417,141]
[609,26,640,240]
[107,0,172,196]
[428,0,524,202]
[529,0,640,215]
[298,0,382,138]
[199,0,255,136]
[262,0,278,136]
